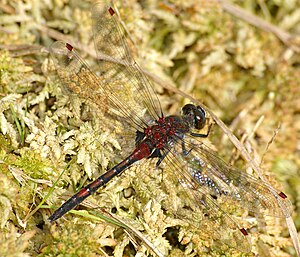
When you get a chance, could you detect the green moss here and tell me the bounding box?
[13,150,54,179]
[0,0,298,256]
[0,226,35,257]
[39,221,115,257]
[0,51,33,94]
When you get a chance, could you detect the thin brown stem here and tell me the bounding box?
[219,0,300,52]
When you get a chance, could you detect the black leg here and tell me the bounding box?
[155,148,171,167]
[190,123,212,138]
[181,140,193,156]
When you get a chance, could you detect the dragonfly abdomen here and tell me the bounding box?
[49,140,155,222]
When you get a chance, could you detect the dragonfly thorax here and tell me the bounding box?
[144,116,190,149]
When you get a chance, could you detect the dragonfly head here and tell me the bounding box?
[182,104,206,130]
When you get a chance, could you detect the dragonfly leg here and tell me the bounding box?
[181,140,193,156]
[135,130,145,145]
[190,123,212,138]
[155,148,171,167]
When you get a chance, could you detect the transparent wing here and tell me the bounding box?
[180,135,293,218]
[158,132,292,251]
[91,2,163,123]
[50,41,149,132]
[49,3,163,133]
[160,142,251,252]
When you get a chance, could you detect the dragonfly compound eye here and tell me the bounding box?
[194,106,206,130]
[182,104,206,130]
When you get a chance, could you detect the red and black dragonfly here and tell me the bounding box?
[48,2,292,252]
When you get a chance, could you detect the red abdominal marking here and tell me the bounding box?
[77,188,90,198]
[66,43,73,51]
[132,142,152,160]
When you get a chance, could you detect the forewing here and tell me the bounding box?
[91,2,163,123]
[181,136,293,218]
[50,41,150,133]
[159,142,251,252]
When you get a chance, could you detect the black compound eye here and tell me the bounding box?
[182,104,196,116]
[194,106,206,130]
[182,104,206,130]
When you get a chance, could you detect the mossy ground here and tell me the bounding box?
[0,0,299,256]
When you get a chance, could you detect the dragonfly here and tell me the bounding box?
[48,2,292,253]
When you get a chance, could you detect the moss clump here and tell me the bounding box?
[0,0,298,256]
